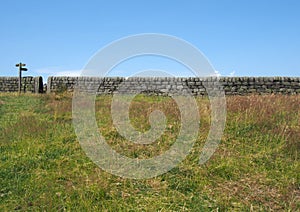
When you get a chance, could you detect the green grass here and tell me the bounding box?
[0,93,299,211]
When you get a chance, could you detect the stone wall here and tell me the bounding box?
[0,76,43,93]
[47,76,300,95]
[1,76,299,95]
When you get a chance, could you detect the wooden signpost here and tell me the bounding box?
[16,63,27,93]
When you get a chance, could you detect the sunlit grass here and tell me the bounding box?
[0,93,299,211]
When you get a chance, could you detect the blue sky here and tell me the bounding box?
[0,0,299,80]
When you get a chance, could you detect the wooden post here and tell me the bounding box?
[16,63,27,93]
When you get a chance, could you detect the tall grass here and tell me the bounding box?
[0,93,299,211]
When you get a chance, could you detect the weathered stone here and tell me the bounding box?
[2,76,299,95]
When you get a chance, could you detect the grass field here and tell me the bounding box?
[0,93,299,211]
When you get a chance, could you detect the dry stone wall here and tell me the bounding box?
[0,76,43,93]
[47,76,300,95]
[1,76,299,95]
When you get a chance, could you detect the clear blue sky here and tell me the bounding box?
[0,0,299,80]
